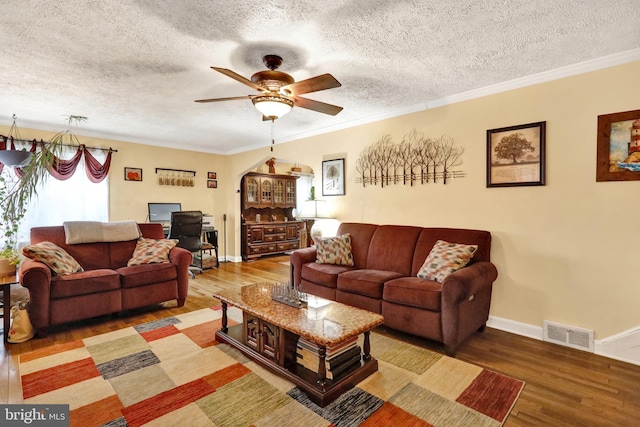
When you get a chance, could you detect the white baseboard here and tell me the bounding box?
[487,315,640,366]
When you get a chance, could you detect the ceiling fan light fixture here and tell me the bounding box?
[252,95,293,119]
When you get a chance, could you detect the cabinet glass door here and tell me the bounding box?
[285,180,296,206]
[246,178,259,203]
[260,179,272,206]
[274,180,284,205]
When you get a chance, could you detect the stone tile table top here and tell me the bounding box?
[213,282,384,347]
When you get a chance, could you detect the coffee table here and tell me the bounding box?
[213,282,384,407]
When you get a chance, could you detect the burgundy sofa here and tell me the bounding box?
[18,223,192,336]
[291,222,498,355]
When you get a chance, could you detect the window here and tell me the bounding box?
[8,147,109,249]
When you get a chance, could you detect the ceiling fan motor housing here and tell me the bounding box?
[251,70,294,92]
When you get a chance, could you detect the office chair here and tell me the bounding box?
[168,210,208,277]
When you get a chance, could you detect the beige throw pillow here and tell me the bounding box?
[21,241,84,275]
[314,234,354,266]
[127,237,179,266]
[417,239,478,283]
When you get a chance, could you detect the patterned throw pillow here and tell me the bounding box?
[314,234,354,266]
[127,237,179,266]
[21,241,84,275]
[417,240,478,283]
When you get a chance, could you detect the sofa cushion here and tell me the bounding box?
[314,234,354,266]
[337,269,404,299]
[365,225,422,275]
[117,262,178,288]
[21,241,84,275]
[335,223,378,268]
[411,228,491,276]
[301,262,354,288]
[383,277,442,311]
[127,238,178,266]
[50,269,121,299]
[417,240,478,283]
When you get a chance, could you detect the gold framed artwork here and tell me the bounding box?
[487,121,546,188]
[124,167,142,182]
[596,109,640,182]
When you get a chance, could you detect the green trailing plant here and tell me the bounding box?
[0,115,85,263]
[0,174,23,265]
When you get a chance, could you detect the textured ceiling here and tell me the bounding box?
[1,1,639,154]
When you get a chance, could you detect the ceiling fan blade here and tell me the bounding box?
[281,74,341,96]
[294,96,343,116]
[211,67,266,92]
[194,95,253,103]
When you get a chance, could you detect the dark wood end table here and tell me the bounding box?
[1,274,19,342]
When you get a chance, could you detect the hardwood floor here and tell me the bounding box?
[2,255,639,426]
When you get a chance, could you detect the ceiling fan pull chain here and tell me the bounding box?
[271,118,275,152]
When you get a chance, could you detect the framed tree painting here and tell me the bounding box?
[596,109,640,182]
[322,158,345,196]
[487,121,546,188]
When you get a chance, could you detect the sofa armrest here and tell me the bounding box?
[168,246,193,302]
[18,259,53,331]
[290,246,317,287]
[441,261,498,306]
[440,261,498,355]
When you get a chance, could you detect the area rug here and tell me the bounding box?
[19,307,524,427]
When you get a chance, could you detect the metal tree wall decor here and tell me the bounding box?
[355,130,465,187]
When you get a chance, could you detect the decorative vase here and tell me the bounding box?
[0,258,17,277]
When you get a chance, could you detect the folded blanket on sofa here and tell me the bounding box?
[64,220,141,244]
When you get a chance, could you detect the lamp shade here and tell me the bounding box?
[297,199,334,220]
[252,95,293,119]
[0,150,32,167]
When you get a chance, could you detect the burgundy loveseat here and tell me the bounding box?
[18,223,192,336]
[291,222,498,355]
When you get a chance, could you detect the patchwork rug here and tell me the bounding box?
[19,307,524,427]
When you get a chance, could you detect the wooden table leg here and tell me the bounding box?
[2,284,10,342]
[363,331,372,361]
[221,302,228,333]
[317,345,327,389]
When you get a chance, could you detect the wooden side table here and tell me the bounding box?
[1,274,18,342]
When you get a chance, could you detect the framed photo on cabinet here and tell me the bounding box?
[487,121,546,187]
[322,158,345,196]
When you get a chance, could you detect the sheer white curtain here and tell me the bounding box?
[17,147,109,248]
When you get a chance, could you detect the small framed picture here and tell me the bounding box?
[487,122,546,187]
[207,179,217,188]
[322,158,345,196]
[208,172,217,179]
[124,167,143,182]
[596,109,640,182]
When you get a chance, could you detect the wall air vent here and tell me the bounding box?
[543,320,594,352]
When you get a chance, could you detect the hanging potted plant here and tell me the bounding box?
[0,117,77,275]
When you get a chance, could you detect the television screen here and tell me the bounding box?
[148,203,182,223]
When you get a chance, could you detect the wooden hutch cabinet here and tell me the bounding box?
[241,172,302,261]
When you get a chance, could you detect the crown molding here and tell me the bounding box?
[279,48,640,145]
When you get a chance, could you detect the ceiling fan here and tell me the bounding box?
[195,55,343,120]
